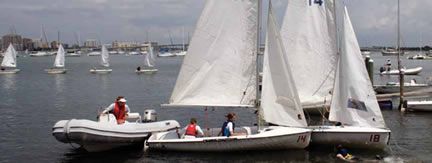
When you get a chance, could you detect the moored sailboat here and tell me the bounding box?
[147,0,311,152]
[0,44,20,74]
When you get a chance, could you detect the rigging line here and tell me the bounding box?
[311,65,336,96]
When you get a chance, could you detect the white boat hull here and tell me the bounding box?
[66,53,81,57]
[309,126,391,149]
[147,126,311,152]
[90,69,112,74]
[158,52,175,57]
[45,68,67,74]
[380,67,422,75]
[0,69,20,74]
[136,69,158,74]
[52,119,180,152]
[374,84,429,94]
[381,50,404,56]
[407,100,432,111]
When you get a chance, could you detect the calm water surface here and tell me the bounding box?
[0,52,431,162]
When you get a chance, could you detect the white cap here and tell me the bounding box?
[118,98,127,102]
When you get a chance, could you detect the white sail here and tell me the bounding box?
[54,44,65,68]
[261,4,307,127]
[101,45,109,67]
[166,0,258,107]
[1,44,17,68]
[329,7,386,128]
[281,0,338,107]
[145,46,155,67]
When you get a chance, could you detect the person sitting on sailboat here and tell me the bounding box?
[181,118,204,139]
[218,113,245,137]
[101,96,131,124]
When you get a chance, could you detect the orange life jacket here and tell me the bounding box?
[113,102,126,124]
[185,124,197,136]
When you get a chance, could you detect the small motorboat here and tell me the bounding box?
[52,110,180,152]
[374,80,430,94]
[136,69,158,74]
[45,68,67,74]
[90,68,112,74]
[379,67,422,75]
[381,48,404,56]
[406,100,432,111]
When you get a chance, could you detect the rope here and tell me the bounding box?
[64,119,80,149]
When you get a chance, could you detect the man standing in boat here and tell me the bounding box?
[101,96,130,124]
[385,59,391,71]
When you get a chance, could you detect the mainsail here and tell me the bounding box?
[101,45,110,67]
[329,7,386,128]
[145,46,155,67]
[281,0,338,107]
[167,0,258,107]
[54,44,65,68]
[261,3,307,127]
[1,44,17,68]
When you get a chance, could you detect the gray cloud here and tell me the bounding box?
[0,0,430,47]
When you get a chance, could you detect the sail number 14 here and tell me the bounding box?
[369,134,380,142]
[309,0,323,6]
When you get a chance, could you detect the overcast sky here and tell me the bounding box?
[0,0,431,47]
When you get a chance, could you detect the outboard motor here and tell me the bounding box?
[143,109,157,122]
[379,66,385,73]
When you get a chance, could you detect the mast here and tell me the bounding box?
[256,0,262,130]
[397,0,404,111]
[327,0,339,121]
[182,27,185,51]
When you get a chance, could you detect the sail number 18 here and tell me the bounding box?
[369,134,380,142]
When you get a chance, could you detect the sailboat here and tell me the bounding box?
[45,44,67,74]
[291,1,390,149]
[136,45,158,74]
[90,45,112,73]
[0,44,20,74]
[146,0,311,152]
[175,27,187,56]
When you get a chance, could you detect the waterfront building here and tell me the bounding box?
[84,39,98,48]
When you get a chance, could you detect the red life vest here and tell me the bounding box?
[113,102,126,124]
[185,124,197,136]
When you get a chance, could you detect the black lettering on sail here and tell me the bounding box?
[347,98,367,111]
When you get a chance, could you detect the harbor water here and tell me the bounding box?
[0,52,431,162]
